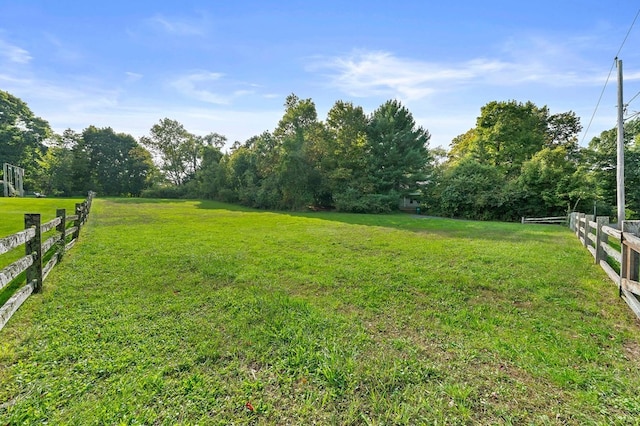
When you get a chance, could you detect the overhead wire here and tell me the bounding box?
[615,8,640,59]
[580,60,615,145]
[580,7,640,144]
[626,89,640,107]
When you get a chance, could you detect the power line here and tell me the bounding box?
[626,89,640,107]
[580,60,615,145]
[615,8,640,59]
[580,8,640,145]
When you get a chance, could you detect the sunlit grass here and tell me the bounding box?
[0,197,85,306]
[1,198,640,424]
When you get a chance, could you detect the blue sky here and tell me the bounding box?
[1,1,639,149]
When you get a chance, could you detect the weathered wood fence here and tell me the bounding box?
[0,192,95,330]
[569,212,640,319]
[521,216,567,225]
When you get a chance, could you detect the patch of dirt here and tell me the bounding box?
[623,340,640,361]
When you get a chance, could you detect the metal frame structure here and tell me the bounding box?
[2,163,25,197]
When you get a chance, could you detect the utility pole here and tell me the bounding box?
[617,58,625,227]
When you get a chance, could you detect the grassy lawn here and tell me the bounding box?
[1,198,640,424]
[0,197,84,236]
[0,197,86,306]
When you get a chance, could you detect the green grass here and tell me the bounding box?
[0,197,83,236]
[0,197,86,306]
[2,198,640,424]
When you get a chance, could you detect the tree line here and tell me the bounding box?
[2,89,640,220]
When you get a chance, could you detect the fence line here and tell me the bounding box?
[0,192,95,331]
[521,216,567,225]
[569,212,640,319]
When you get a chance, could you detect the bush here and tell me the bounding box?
[141,185,189,199]
[334,189,398,213]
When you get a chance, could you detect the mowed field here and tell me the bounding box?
[0,197,87,306]
[1,198,640,424]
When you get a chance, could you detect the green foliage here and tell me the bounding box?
[584,118,640,218]
[201,96,434,213]
[437,157,506,220]
[75,126,154,196]
[140,118,195,186]
[140,184,190,199]
[367,100,432,196]
[0,90,51,191]
[2,198,640,423]
[6,87,636,221]
[438,100,584,220]
[515,147,592,217]
[33,131,76,196]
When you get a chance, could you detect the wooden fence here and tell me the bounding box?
[0,192,95,331]
[569,212,640,319]
[521,216,567,225]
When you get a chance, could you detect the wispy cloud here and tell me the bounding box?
[310,42,613,101]
[146,13,209,37]
[41,33,83,63]
[0,38,32,64]
[310,50,512,100]
[125,71,143,82]
[0,72,121,115]
[170,71,259,105]
[171,71,230,104]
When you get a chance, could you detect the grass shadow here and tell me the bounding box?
[283,210,573,244]
[110,197,574,244]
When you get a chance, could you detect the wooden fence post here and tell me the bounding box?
[576,213,584,242]
[74,203,83,240]
[56,208,66,261]
[86,191,94,215]
[569,212,577,231]
[595,217,609,264]
[584,214,594,248]
[24,214,43,293]
[621,221,640,297]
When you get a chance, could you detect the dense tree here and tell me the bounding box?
[74,126,153,196]
[545,111,582,153]
[140,118,197,186]
[0,90,51,190]
[515,146,592,217]
[325,101,371,211]
[585,118,640,218]
[468,100,548,175]
[438,157,506,220]
[210,96,434,212]
[271,94,325,209]
[365,100,432,211]
[368,100,432,191]
[192,143,226,200]
[125,145,156,196]
[33,130,77,196]
[440,101,584,220]
[7,88,613,221]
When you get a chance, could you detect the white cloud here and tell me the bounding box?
[171,71,230,104]
[146,14,209,37]
[41,33,83,63]
[125,71,143,82]
[170,71,262,105]
[310,50,513,100]
[0,38,32,64]
[0,73,119,105]
[310,43,613,103]
[43,103,281,146]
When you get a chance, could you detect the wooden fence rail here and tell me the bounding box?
[569,212,640,319]
[0,191,95,331]
[521,216,567,225]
